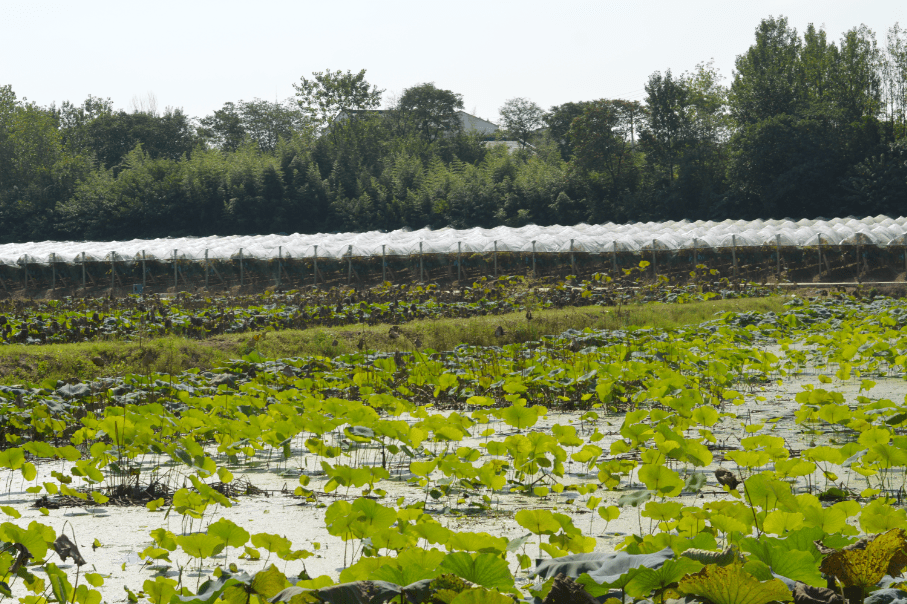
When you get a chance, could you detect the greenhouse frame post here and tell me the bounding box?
[494,240,498,278]
[457,242,462,281]
[531,241,536,278]
[731,235,738,278]
[347,245,353,285]
[239,248,244,287]
[142,251,146,288]
[23,255,27,289]
[692,238,697,267]
[612,241,618,273]
[382,244,386,282]
[313,245,317,287]
[857,238,862,283]
[651,240,657,279]
[173,249,178,289]
[570,239,575,276]
[776,234,781,280]
[817,237,823,277]
[51,253,55,290]
[419,241,424,283]
[111,251,115,291]
[82,252,86,288]
[278,246,282,288]
[205,249,209,289]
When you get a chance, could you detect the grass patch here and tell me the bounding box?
[0,296,785,385]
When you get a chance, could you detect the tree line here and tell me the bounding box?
[1,16,906,245]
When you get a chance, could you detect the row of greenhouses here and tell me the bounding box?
[2,216,907,267]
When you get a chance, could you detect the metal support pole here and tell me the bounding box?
[278,246,283,288]
[570,239,575,276]
[651,240,657,279]
[817,237,823,277]
[531,241,536,278]
[382,244,386,283]
[776,234,781,280]
[312,246,317,287]
[612,241,618,273]
[857,239,862,283]
[731,235,738,279]
[457,242,462,281]
[239,248,244,287]
[494,240,498,278]
[111,252,115,290]
[347,245,352,285]
[173,249,178,289]
[23,255,28,289]
[205,249,209,289]
[82,252,86,288]
[419,241,424,283]
[51,253,55,290]
[692,238,697,266]
[142,251,146,288]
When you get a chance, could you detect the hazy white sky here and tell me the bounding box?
[1,1,905,123]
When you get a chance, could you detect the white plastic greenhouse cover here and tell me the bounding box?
[2,215,906,266]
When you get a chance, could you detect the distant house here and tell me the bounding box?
[331,109,532,152]
[332,109,498,136]
[456,112,499,138]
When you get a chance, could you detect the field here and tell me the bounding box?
[0,273,906,604]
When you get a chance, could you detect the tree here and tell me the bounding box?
[85,108,196,171]
[499,98,544,148]
[544,101,593,160]
[568,100,639,191]
[882,24,907,133]
[833,25,883,123]
[293,69,383,134]
[641,70,692,183]
[52,94,113,154]
[394,82,464,142]
[201,99,309,153]
[730,16,804,125]
[197,102,245,152]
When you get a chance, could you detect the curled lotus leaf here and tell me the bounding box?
[681,546,741,567]
[817,529,907,589]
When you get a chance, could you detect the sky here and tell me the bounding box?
[1,1,906,124]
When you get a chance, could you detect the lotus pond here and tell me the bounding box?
[2,291,907,603]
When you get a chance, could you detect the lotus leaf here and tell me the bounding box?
[678,562,792,604]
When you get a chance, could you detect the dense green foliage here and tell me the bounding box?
[1,17,906,244]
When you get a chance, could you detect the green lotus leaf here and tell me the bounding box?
[626,557,704,598]
[439,552,515,590]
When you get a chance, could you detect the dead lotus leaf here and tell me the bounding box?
[817,529,907,588]
[678,562,792,604]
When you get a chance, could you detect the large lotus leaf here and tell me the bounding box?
[678,562,793,604]
[449,588,514,604]
[739,531,824,586]
[208,518,250,549]
[625,557,704,598]
[223,565,288,604]
[278,581,402,604]
[515,509,561,535]
[369,548,445,585]
[439,552,515,590]
[819,529,907,588]
[743,473,797,511]
[573,548,676,596]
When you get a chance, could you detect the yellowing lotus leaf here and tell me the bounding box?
[678,562,792,604]
[818,529,907,588]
